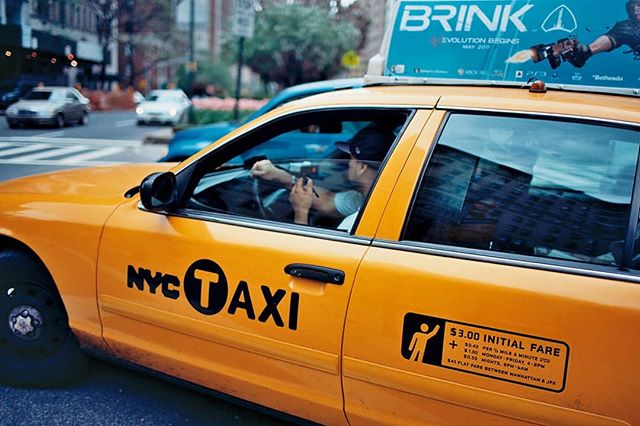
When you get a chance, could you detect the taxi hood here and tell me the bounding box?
[0,163,174,203]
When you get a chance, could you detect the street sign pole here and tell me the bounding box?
[232,0,255,122]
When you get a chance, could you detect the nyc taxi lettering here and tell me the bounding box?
[127,259,300,330]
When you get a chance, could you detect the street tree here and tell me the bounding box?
[228,3,359,88]
[176,58,234,97]
[84,0,179,89]
[87,0,118,89]
[117,0,182,88]
[263,0,371,51]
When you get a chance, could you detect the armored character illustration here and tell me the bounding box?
[510,1,640,68]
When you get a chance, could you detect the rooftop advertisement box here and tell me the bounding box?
[369,0,640,95]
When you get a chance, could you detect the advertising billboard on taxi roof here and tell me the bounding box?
[372,0,640,95]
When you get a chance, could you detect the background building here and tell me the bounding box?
[118,0,184,92]
[0,0,118,90]
[210,0,233,59]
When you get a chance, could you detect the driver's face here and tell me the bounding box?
[634,4,640,22]
[347,155,360,183]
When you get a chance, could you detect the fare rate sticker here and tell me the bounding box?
[402,313,570,392]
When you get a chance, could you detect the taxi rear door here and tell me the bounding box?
[342,109,640,425]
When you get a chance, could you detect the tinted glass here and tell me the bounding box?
[147,92,183,102]
[404,114,640,267]
[25,91,52,100]
[187,110,409,232]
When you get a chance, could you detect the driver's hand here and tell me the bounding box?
[290,177,314,224]
[251,159,288,184]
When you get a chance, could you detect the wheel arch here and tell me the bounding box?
[0,234,66,308]
[0,234,89,385]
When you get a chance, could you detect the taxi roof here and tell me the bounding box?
[286,85,640,125]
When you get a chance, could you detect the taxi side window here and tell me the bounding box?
[186,109,410,231]
[404,113,640,268]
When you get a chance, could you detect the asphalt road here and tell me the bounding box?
[0,110,170,181]
[0,110,152,139]
[0,111,293,425]
[0,358,290,426]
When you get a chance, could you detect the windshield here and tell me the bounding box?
[147,92,183,102]
[25,91,56,100]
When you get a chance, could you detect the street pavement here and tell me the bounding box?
[0,111,293,426]
[0,110,169,181]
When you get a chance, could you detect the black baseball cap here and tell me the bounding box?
[335,125,395,163]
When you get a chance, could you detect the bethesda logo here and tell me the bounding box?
[399,4,534,33]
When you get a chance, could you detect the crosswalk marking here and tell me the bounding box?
[0,136,141,147]
[0,137,165,169]
[0,141,128,166]
[0,143,51,157]
[14,145,90,161]
[0,158,121,166]
[59,147,126,164]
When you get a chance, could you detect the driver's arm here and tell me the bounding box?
[251,159,340,216]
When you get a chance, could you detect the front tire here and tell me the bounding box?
[0,250,87,387]
[79,111,89,126]
[55,114,65,128]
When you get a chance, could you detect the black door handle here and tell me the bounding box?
[284,263,345,285]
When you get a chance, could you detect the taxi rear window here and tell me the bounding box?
[404,113,640,268]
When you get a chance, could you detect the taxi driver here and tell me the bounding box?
[250,125,395,231]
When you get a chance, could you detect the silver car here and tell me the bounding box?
[135,89,191,126]
[5,87,90,128]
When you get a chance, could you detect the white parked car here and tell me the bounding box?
[135,89,190,126]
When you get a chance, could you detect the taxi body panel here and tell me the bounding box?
[343,249,638,425]
[0,86,638,424]
[340,95,640,425]
[96,199,369,425]
[0,164,171,348]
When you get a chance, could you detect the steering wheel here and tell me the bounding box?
[252,178,269,219]
[252,178,277,220]
[253,177,294,221]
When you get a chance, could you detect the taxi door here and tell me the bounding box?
[96,185,361,425]
[95,108,431,424]
[342,110,640,425]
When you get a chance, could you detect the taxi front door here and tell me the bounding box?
[96,199,365,425]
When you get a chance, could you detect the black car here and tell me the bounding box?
[0,84,35,112]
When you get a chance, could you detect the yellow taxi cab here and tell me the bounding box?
[1,1,639,424]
